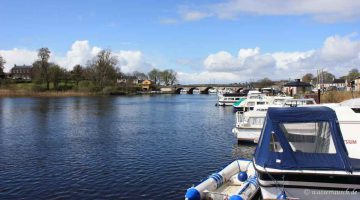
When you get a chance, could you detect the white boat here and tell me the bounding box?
[217,93,246,106]
[232,98,316,143]
[185,159,259,200]
[208,88,217,94]
[232,92,269,112]
[254,106,360,200]
[180,89,188,94]
[192,88,201,94]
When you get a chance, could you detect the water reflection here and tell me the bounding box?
[0,95,255,199]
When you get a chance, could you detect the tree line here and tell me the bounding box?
[0,48,178,92]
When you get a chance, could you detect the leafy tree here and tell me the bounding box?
[87,50,119,90]
[49,64,63,90]
[37,47,51,89]
[72,64,85,85]
[148,68,161,85]
[0,55,6,79]
[347,68,360,81]
[254,77,274,88]
[302,73,314,83]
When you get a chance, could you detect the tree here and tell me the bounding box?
[148,68,161,85]
[315,71,335,83]
[302,73,314,83]
[132,71,148,80]
[0,55,6,79]
[160,69,177,86]
[49,64,63,90]
[38,47,51,89]
[87,50,118,90]
[347,68,360,81]
[255,77,274,88]
[72,64,85,85]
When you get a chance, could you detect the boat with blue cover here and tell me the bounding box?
[254,106,360,200]
[185,159,259,200]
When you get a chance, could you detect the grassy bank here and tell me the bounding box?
[321,91,360,103]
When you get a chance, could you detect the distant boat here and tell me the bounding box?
[180,89,188,94]
[185,159,259,200]
[192,88,201,94]
[254,106,360,199]
[208,88,217,94]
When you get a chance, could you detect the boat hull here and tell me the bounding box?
[255,164,360,200]
[232,128,260,143]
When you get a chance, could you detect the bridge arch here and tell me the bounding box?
[235,87,243,93]
[188,87,200,94]
[203,87,215,94]
[175,88,186,94]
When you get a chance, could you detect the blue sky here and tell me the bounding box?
[2,0,360,83]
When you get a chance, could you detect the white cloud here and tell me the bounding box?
[179,0,360,23]
[0,48,38,72]
[181,11,211,21]
[0,40,154,73]
[178,34,360,84]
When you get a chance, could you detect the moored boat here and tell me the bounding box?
[185,159,259,200]
[232,98,316,143]
[217,93,247,106]
[254,106,360,200]
[180,89,188,94]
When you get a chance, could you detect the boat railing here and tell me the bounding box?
[235,112,245,127]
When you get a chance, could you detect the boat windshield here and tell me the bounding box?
[277,122,336,154]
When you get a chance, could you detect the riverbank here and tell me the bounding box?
[0,89,97,97]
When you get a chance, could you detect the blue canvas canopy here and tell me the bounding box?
[254,106,355,171]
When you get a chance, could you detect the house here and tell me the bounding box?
[314,78,347,91]
[141,80,153,91]
[117,75,139,85]
[354,77,360,91]
[282,79,312,96]
[10,64,32,80]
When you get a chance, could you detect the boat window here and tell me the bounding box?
[279,122,336,154]
[257,102,266,105]
[248,102,255,107]
[235,98,240,100]
[269,131,283,152]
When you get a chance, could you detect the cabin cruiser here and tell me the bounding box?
[180,89,188,94]
[232,98,316,143]
[232,91,269,112]
[217,93,246,106]
[254,106,360,200]
[192,88,201,94]
[185,159,259,200]
[208,88,217,94]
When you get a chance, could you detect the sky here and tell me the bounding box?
[1,0,360,84]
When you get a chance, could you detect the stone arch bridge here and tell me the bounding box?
[160,84,243,94]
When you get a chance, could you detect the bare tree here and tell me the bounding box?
[302,73,314,83]
[87,50,119,90]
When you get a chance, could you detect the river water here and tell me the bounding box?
[0,95,255,199]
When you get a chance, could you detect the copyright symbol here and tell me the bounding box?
[304,189,311,195]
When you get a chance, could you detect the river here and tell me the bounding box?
[0,95,255,199]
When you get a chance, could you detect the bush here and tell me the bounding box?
[77,81,96,92]
[101,86,117,95]
[31,84,47,92]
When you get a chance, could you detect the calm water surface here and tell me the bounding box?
[0,95,255,199]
